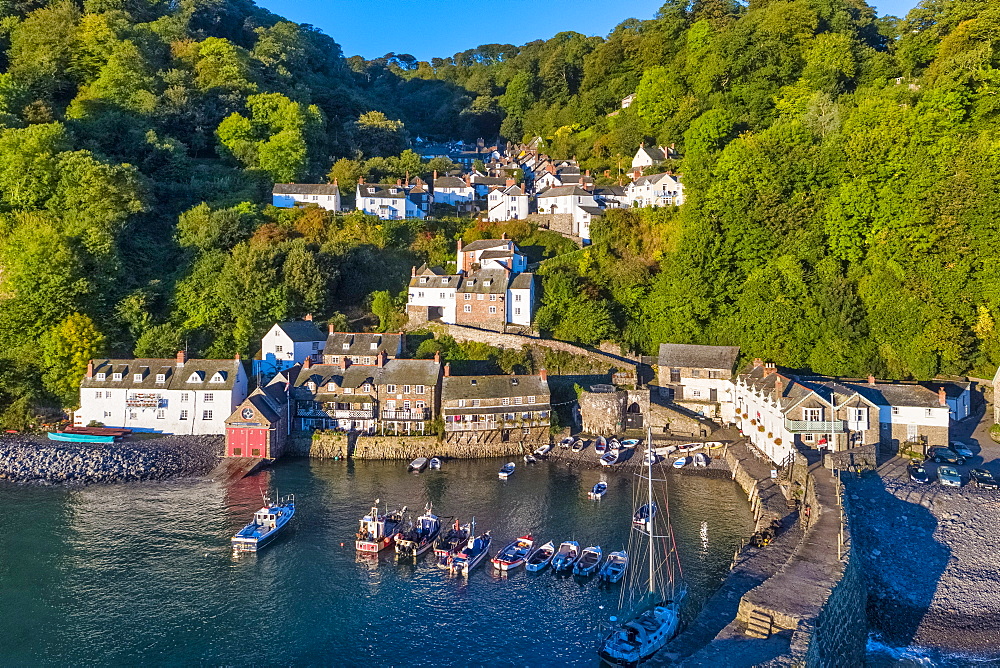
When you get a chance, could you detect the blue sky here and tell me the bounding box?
[258,0,922,61]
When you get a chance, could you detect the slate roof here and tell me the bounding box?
[442,374,550,403]
[434,176,470,189]
[324,332,403,358]
[579,206,605,216]
[357,183,419,199]
[637,146,666,162]
[595,186,626,197]
[409,271,461,289]
[229,390,281,424]
[658,344,740,371]
[457,269,508,295]
[537,185,592,198]
[377,359,441,387]
[509,273,534,290]
[479,250,513,260]
[631,173,679,188]
[273,183,340,196]
[462,238,510,252]
[275,321,325,342]
[471,176,508,186]
[82,359,242,391]
[293,364,378,392]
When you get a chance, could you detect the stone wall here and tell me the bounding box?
[824,443,878,471]
[527,213,581,244]
[648,399,714,437]
[285,431,531,460]
[579,390,625,434]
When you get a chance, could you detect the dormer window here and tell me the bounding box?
[187,371,204,383]
[210,372,226,383]
[327,382,338,392]
[112,373,122,381]
[390,188,399,195]
[307,381,317,391]
[342,343,350,350]
[471,379,477,386]
[420,277,427,284]
[367,187,375,194]
[363,384,372,393]
[484,280,492,287]
[133,374,143,382]
[344,387,353,394]
[155,373,165,383]
[96,373,106,381]
[512,378,518,385]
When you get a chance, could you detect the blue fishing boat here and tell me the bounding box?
[47,432,115,443]
[231,494,295,553]
[449,520,492,576]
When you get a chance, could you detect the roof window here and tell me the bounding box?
[187,371,204,383]
[112,373,122,381]
[95,373,106,381]
[370,342,378,350]
[133,373,143,382]
[210,372,226,383]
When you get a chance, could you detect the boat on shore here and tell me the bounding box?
[600,451,620,467]
[571,439,585,453]
[589,481,608,500]
[599,550,628,583]
[429,457,442,470]
[609,438,622,451]
[231,493,295,553]
[394,504,442,558]
[573,545,602,576]
[491,535,534,571]
[524,453,537,465]
[595,436,608,455]
[534,443,553,457]
[559,437,574,449]
[551,540,580,572]
[693,453,709,468]
[449,522,492,576]
[499,462,515,479]
[48,431,116,443]
[599,426,687,665]
[356,501,406,553]
[673,456,689,469]
[620,439,640,448]
[434,519,471,568]
[643,450,659,466]
[526,541,555,572]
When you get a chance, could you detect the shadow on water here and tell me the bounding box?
[845,473,950,648]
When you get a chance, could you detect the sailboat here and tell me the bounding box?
[598,427,686,666]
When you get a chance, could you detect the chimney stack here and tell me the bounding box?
[774,376,784,394]
[433,170,438,182]
[176,350,187,366]
[763,362,777,376]
[539,368,548,382]
[434,351,441,364]
[506,177,515,188]
[411,265,416,277]
[234,353,240,361]
[328,323,335,334]
[501,232,507,240]
[304,313,312,321]
[358,176,364,185]
[752,357,763,369]
[86,360,94,379]
[444,363,451,377]
[938,386,947,407]
[303,357,313,370]
[377,350,387,368]
[867,374,876,386]
[456,238,464,273]
[396,178,402,186]
[464,173,471,187]
[340,356,349,370]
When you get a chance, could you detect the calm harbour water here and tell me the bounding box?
[0,457,754,667]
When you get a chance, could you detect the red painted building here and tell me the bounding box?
[224,368,296,459]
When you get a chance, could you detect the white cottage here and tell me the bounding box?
[432,174,476,207]
[626,172,684,207]
[536,185,603,242]
[272,183,342,211]
[356,182,430,219]
[487,183,529,221]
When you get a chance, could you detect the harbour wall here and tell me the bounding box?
[285,431,534,460]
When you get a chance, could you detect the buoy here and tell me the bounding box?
[340,542,345,547]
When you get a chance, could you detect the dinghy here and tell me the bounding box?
[559,437,574,449]
[428,457,442,470]
[551,540,581,572]
[600,451,619,467]
[525,541,555,572]
[408,457,428,472]
[672,456,689,469]
[693,453,709,468]
[535,443,554,456]
[609,438,622,451]
[599,550,629,583]
[498,462,516,479]
[524,454,537,465]
[573,546,602,576]
[571,439,585,453]
[632,503,658,531]
[620,439,640,448]
[491,535,534,571]
[588,481,608,500]
[595,436,608,455]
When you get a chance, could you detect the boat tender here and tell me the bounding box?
[526,541,555,572]
[551,540,581,572]
[672,456,689,469]
[633,503,658,532]
[574,545,602,576]
[491,534,534,571]
[231,494,295,553]
[571,439,586,452]
[620,439,640,448]
[450,524,492,576]
[408,457,428,472]
[595,436,608,455]
[600,451,620,467]
[589,481,608,500]
[499,462,516,479]
[429,457,442,470]
[599,550,629,583]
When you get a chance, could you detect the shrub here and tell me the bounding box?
[991,423,1000,444]
[758,425,765,432]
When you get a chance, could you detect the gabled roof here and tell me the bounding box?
[636,146,666,162]
[274,321,325,343]
[509,273,534,290]
[356,183,415,199]
[462,238,511,252]
[479,250,513,260]
[537,185,593,198]
[434,176,470,189]
[658,343,740,371]
[457,268,509,295]
[377,359,441,387]
[442,374,550,402]
[82,358,243,391]
[293,364,378,392]
[273,183,340,196]
[409,271,461,288]
[631,172,680,188]
[579,206,604,216]
[595,186,626,196]
[324,332,403,358]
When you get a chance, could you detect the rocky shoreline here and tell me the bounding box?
[0,435,224,485]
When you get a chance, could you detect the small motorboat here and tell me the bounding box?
[595,436,608,455]
[571,439,585,453]
[491,535,534,571]
[449,528,492,576]
[574,546,602,576]
[526,541,555,572]
[434,519,471,568]
[633,503,657,531]
[551,541,581,572]
[535,443,554,456]
[609,438,622,451]
[559,437,574,449]
[600,451,619,467]
[499,462,516,479]
[673,456,689,469]
[231,494,295,552]
[429,457,442,470]
[599,550,629,583]
[620,439,640,448]
[408,457,428,472]
[693,453,709,468]
[524,454,537,465]
[589,481,608,500]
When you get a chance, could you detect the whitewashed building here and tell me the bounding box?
[487,183,529,221]
[75,352,248,435]
[407,265,461,324]
[272,183,341,211]
[355,181,430,219]
[432,174,476,207]
[657,344,741,422]
[626,172,685,207]
[254,318,326,378]
[507,273,535,327]
[536,185,603,242]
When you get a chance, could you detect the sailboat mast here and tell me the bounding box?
[648,426,654,596]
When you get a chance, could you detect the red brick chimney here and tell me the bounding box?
[464,174,471,187]
[539,368,548,382]
[328,323,335,334]
[358,176,364,184]
[506,178,515,188]
[234,353,240,361]
[377,350,387,368]
[774,376,784,394]
[303,357,312,370]
[340,356,349,370]
[86,360,94,379]
[176,350,187,366]
[304,313,312,321]
[868,374,876,386]
[433,170,438,182]
[763,362,777,376]
[938,387,947,406]
[444,363,451,377]
[752,358,763,369]
[434,351,441,364]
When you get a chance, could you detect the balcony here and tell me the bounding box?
[784,419,847,433]
[445,419,548,432]
[381,409,431,421]
[298,408,375,419]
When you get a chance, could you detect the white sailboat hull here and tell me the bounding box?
[599,601,683,665]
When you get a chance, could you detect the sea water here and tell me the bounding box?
[0,458,753,666]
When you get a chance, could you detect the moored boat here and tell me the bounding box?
[600,451,620,467]
[633,502,657,531]
[434,519,471,568]
[449,524,492,576]
[643,450,659,466]
[356,501,406,553]
[498,462,516,479]
[535,443,554,456]
[672,456,689,469]
[394,504,442,558]
[693,453,709,468]
[573,545,602,576]
[589,481,608,500]
[429,457,442,470]
[551,540,580,572]
[408,457,428,472]
[525,541,555,572]
[571,439,585,452]
[599,550,628,583]
[595,436,608,455]
[231,494,295,553]
[559,437,574,449]
[491,534,534,571]
[524,454,537,465]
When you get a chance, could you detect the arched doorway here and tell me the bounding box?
[625,402,643,429]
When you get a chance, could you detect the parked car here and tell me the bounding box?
[927,447,966,466]
[908,462,931,484]
[970,468,999,489]
[949,441,975,459]
[938,465,962,488]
